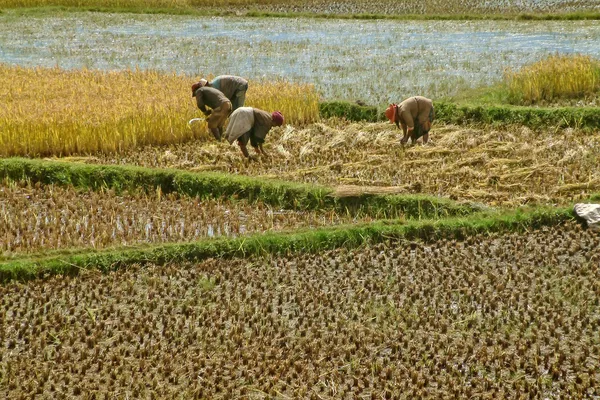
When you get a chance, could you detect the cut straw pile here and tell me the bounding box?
[86,121,600,207]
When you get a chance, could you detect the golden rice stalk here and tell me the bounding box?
[504,54,600,105]
[0,0,284,6]
[0,0,191,7]
[0,64,319,157]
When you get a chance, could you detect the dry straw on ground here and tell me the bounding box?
[85,121,600,207]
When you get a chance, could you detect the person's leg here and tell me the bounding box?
[206,114,221,140]
[238,142,250,158]
[410,132,418,144]
[232,90,246,111]
[237,133,251,158]
[210,102,232,140]
[258,143,269,157]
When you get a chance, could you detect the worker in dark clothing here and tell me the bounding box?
[193,75,248,111]
[191,83,232,140]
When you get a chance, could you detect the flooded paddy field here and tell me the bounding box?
[1,12,600,103]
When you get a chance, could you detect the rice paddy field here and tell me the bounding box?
[84,122,600,207]
[2,221,599,398]
[1,3,600,399]
[1,12,600,103]
[0,179,362,257]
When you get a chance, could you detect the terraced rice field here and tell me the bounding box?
[0,180,362,256]
[1,221,598,399]
[82,122,600,207]
[1,5,599,399]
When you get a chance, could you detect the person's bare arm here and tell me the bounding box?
[400,122,412,144]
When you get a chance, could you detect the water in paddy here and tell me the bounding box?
[1,13,599,104]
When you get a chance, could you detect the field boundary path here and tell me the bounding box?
[0,206,577,282]
[0,157,481,220]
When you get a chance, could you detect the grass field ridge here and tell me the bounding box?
[0,157,480,219]
[0,206,576,282]
[320,100,600,129]
[3,6,600,21]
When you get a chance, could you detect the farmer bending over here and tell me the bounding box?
[224,107,284,159]
[193,75,248,111]
[191,83,232,140]
[385,96,435,145]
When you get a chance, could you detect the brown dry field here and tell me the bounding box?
[207,0,600,15]
[1,221,599,399]
[77,122,600,207]
[0,180,364,257]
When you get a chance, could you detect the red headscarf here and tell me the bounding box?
[385,104,397,124]
[271,111,284,126]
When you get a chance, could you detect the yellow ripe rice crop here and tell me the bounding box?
[0,0,192,7]
[0,0,284,7]
[505,54,600,105]
[0,64,319,157]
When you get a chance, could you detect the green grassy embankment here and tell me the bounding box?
[319,100,600,130]
[0,157,480,220]
[0,206,577,282]
[1,6,599,21]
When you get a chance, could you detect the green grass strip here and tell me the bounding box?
[0,157,478,219]
[434,101,600,130]
[320,100,600,130]
[319,101,380,122]
[0,206,576,283]
[2,6,599,21]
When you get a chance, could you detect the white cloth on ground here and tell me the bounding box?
[225,107,254,144]
[574,203,600,231]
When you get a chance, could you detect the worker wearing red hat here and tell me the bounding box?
[385,96,434,145]
[224,107,284,159]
